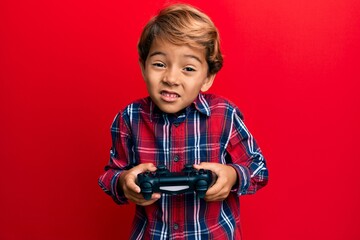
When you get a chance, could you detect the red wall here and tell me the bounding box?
[1,0,360,239]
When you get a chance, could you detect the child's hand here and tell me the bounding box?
[119,163,161,206]
[193,162,237,202]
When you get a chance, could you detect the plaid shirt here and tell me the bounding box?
[99,93,268,240]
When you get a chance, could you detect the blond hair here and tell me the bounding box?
[138,4,223,75]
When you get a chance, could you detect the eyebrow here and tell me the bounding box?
[148,51,203,64]
[148,51,165,58]
[184,54,203,64]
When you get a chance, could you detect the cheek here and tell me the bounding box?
[146,70,163,81]
[145,80,156,91]
[185,83,203,96]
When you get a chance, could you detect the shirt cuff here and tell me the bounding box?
[228,164,251,196]
[112,171,129,204]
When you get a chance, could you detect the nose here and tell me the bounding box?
[162,67,179,86]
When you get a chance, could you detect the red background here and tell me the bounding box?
[1,0,360,239]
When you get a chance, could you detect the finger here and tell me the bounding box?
[137,197,160,206]
[129,193,161,206]
[125,190,149,202]
[127,180,141,193]
[206,177,226,196]
[193,162,215,171]
[123,172,141,193]
[151,193,161,199]
[125,191,143,202]
[204,177,231,201]
[193,162,219,185]
[204,189,228,202]
[134,163,157,174]
[205,193,227,202]
[193,162,221,178]
[126,163,157,193]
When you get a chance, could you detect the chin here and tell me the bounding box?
[159,106,182,114]
[161,108,179,114]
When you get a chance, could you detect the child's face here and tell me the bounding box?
[141,38,215,114]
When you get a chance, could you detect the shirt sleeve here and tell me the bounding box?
[226,107,269,196]
[98,111,134,204]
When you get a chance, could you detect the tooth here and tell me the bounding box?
[163,92,178,98]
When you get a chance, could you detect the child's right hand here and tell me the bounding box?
[119,163,161,206]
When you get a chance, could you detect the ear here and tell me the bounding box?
[200,74,216,92]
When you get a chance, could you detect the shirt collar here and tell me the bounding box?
[149,93,211,121]
[192,93,211,117]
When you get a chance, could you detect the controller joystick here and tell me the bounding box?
[156,164,169,175]
[137,164,214,200]
[183,164,194,173]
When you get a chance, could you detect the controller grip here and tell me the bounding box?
[140,182,153,200]
[195,179,209,198]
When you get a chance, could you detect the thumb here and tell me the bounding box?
[133,163,157,175]
[193,162,215,171]
[193,162,219,187]
[127,163,157,193]
[193,162,221,175]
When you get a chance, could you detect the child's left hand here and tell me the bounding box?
[193,162,237,202]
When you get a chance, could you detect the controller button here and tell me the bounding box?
[157,165,166,171]
[183,164,193,173]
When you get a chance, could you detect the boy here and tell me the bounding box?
[99,4,268,239]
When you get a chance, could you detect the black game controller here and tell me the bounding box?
[137,164,214,200]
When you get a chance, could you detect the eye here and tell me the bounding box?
[152,62,165,68]
[183,67,196,72]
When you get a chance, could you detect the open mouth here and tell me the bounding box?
[160,90,180,102]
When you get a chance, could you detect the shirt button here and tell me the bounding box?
[174,155,180,162]
[173,223,179,230]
